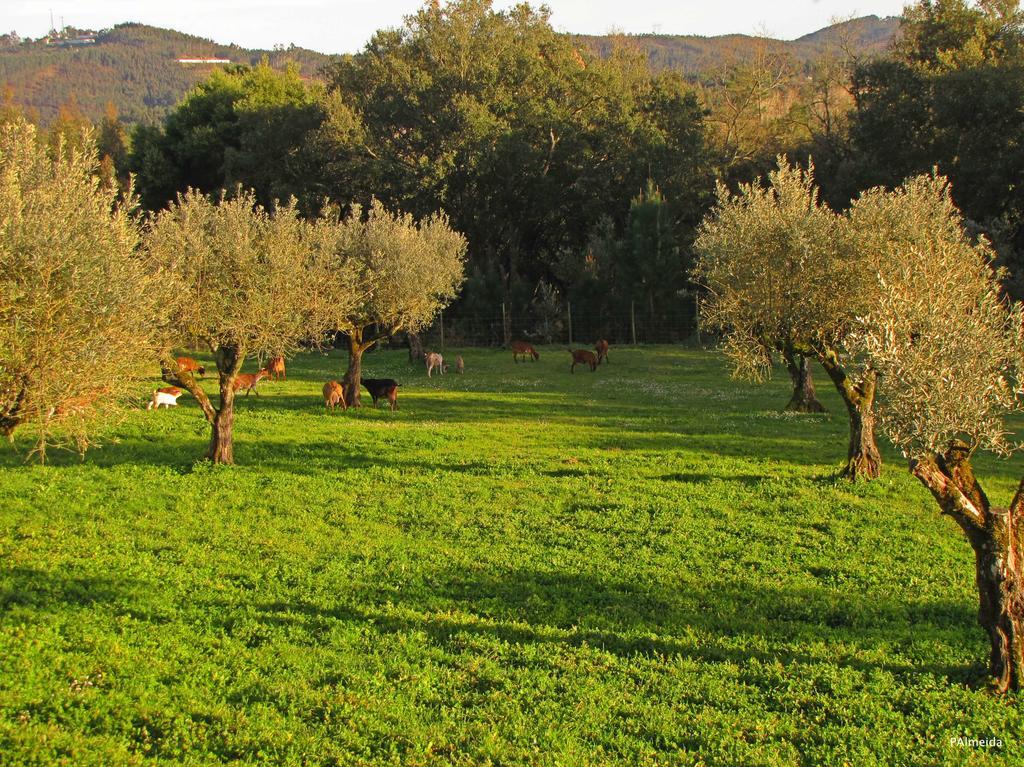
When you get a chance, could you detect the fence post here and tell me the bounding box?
[440,311,445,349]
[567,302,573,346]
[630,300,637,345]
[501,302,510,348]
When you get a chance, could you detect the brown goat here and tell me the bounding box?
[511,341,539,362]
[49,387,111,419]
[595,339,610,365]
[176,356,205,377]
[232,369,269,396]
[323,380,347,410]
[267,355,286,380]
[568,348,598,373]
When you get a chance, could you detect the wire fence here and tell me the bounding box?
[406,300,701,349]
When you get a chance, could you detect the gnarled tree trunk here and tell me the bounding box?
[911,447,1024,693]
[159,351,216,424]
[208,399,235,463]
[206,344,243,464]
[343,328,377,408]
[162,345,242,464]
[1,379,28,443]
[408,332,424,364]
[207,382,236,464]
[819,352,881,480]
[783,349,826,413]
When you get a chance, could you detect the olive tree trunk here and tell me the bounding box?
[206,345,243,464]
[159,352,216,423]
[819,352,881,480]
[783,350,826,413]
[207,392,236,463]
[1,380,28,443]
[911,447,1024,693]
[343,328,377,408]
[161,345,242,464]
[408,332,424,364]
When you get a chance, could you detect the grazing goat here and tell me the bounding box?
[232,369,269,396]
[49,387,111,418]
[511,341,539,362]
[455,355,465,374]
[568,348,598,373]
[595,339,610,365]
[267,355,286,380]
[425,351,445,377]
[176,357,205,377]
[361,378,400,411]
[146,386,184,410]
[323,380,347,410]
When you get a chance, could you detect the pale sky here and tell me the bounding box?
[3,1,910,53]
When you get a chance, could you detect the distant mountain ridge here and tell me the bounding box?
[0,23,338,126]
[0,16,899,126]
[577,15,900,75]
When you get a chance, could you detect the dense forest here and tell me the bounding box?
[2,0,1020,347]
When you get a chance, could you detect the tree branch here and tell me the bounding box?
[909,454,987,529]
[158,350,216,424]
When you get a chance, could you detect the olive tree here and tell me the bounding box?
[145,189,355,464]
[693,160,880,479]
[849,174,1024,692]
[0,120,158,461]
[782,351,827,414]
[335,200,466,406]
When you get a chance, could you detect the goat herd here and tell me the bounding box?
[145,339,613,414]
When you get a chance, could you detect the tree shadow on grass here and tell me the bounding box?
[588,431,830,467]
[657,472,767,486]
[220,390,580,421]
[250,442,520,477]
[237,567,981,685]
[0,567,128,610]
[2,564,984,687]
[0,435,208,473]
[0,566,171,624]
[238,432,830,479]
[0,380,926,483]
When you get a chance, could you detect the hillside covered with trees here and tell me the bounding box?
[578,14,898,75]
[0,23,337,125]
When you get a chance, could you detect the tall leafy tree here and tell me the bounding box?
[844,0,1024,284]
[96,101,130,188]
[895,0,1023,69]
[145,190,354,463]
[694,160,880,478]
[45,95,91,159]
[316,0,710,324]
[131,63,325,211]
[849,173,1024,692]
[331,201,467,406]
[622,181,683,327]
[0,120,158,460]
[0,86,26,128]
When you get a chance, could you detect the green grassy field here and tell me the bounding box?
[1,346,1021,766]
